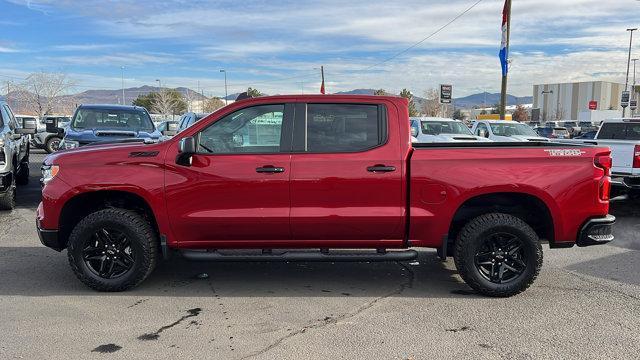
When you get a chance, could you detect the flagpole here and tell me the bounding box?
[320,65,325,94]
[499,0,512,120]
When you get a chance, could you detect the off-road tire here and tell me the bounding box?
[67,208,158,291]
[15,161,29,185]
[45,136,61,153]
[454,213,543,297]
[0,176,16,210]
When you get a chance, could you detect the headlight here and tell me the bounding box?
[60,140,79,150]
[41,165,60,185]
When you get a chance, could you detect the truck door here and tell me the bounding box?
[165,103,294,246]
[289,102,405,245]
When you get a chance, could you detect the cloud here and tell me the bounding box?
[39,52,179,66]
[50,44,122,51]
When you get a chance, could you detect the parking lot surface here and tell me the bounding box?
[1,150,639,359]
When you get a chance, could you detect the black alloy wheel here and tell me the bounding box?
[82,228,136,279]
[473,232,526,284]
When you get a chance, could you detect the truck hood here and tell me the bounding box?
[417,134,492,143]
[64,128,161,144]
[44,141,165,166]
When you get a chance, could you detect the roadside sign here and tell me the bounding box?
[631,99,637,111]
[588,100,597,110]
[440,84,452,104]
[621,91,630,107]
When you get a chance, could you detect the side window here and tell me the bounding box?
[198,104,284,154]
[626,124,640,140]
[304,104,384,152]
[1,105,15,130]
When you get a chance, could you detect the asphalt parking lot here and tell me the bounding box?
[1,150,639,359]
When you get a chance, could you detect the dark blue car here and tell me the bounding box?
[58,104,162,150]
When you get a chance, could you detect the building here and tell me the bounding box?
[532,81,631,121]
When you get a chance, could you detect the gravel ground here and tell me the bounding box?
[1,150,638,359]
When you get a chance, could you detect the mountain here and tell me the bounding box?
[454,92,532,108]
[334,89,376,95]
[72,85,207,105]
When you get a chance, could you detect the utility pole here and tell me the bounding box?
[623,28,637,117]
[121,66,125,105]
[499,0,512,120]
[220,70,228,105]
[633,58,638,116]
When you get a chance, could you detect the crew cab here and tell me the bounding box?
[410,117,491,143]
[47,104,164,150]
[1,101,37,210]
[472,120,549,142]
[37,95,614,297]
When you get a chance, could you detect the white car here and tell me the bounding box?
[471,120,549,142]
[411,117,491,143]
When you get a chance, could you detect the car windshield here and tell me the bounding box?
[421,121,473,135]
[71,108,154,131]
[490,123,538,136]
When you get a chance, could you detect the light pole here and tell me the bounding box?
[121,66,125,105]
[633,58,639,116]
[220,70,228,105]
[623,28,637,117]
[155,79,161,90]
[541,90,553,122]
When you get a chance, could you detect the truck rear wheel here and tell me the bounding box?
[67,208,158,291]
[0,176,16,210]
[454,213,542,297]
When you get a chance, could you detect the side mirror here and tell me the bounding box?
[162,122,178,137]
[410,128,418,137]
[176,136,196,166]
[16,118,37,134]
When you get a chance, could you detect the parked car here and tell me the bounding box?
[32,115,71,153]
[534,127,571,139]
[578,121,598,133]
[177,112,207,132]
[566,118,640,199]
[411,117,491,143]
[156,121,179,137]
[471,120,549,142]
[48,105,168,150]
[0,101,37,210]
[38,95,615,297]
[558,121,579,135]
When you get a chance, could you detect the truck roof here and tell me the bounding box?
[78,104,148,111]
[232,94,407,104]
[601,117,640,123]
[410,117,458,122]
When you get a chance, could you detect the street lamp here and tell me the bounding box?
[220,70,228,105]
[155,79,161,89]
[623,28,637,117]
[121,66,125,105]
[633,58,639,116]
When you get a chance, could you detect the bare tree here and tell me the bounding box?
[202,97,225,113]
[14,72,77,116]
[152,89,186,117]
[422,88,440,117]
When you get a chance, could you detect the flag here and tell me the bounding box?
[499,0,510,77]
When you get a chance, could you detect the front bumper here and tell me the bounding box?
[576,215,615,247]
[37,225,63,251]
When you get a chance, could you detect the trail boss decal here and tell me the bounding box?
[544,149,586,157]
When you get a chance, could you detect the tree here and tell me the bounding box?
[374,89,388,95]
[512,104,529,122]
[247,87,263,97]
[152,89,187,116]
[399,89,418,117]
[132,93,155,110]
[421,88,440,117]
[202,97,225,112]
[14,71,77,117]
[452,109,464,120]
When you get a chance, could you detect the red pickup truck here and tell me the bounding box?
[37,95,615,297]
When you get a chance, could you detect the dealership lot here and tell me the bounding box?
[0,150,638,359]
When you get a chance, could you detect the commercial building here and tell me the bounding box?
[532,81,632,121]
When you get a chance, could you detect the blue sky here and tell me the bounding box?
[1,0,639,97]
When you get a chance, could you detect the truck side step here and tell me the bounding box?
[180,249,418,262]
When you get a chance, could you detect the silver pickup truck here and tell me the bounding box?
[0,101,37,210]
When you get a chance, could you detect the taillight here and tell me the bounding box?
[595,152,612,201]
[634,145,640,168]
[599,178,610,201]
[595,153,612,175]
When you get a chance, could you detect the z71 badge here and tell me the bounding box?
[544,149,586,156]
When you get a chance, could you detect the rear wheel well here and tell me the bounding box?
[448,193,554,248]
[58,191,159,249]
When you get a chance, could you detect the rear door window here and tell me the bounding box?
[300,104,385,152]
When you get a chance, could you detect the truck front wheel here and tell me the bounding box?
[454,213,543,297]
[67,208,158,291]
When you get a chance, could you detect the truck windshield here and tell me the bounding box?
[490,123,538,136]
[71,108,155,131]
[421,121,473,135]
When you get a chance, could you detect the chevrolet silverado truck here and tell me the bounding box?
[1,101,37,210]
[37,95,615,297]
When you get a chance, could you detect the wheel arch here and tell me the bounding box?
[448,192,556,247]
[58,190,160,249]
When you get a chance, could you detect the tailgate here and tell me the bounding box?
[593,140,635,175]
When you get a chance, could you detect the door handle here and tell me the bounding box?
[367,164,396,173]
[256,165,285,173]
